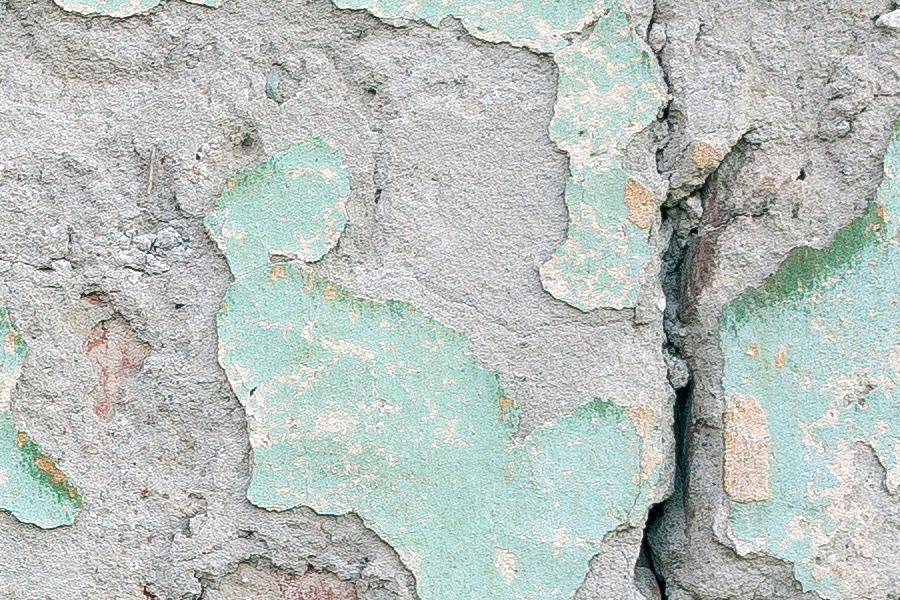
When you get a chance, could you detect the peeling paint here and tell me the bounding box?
[0,309,82,529]
[539,8,665,310]
[719,122,900,598]
[333,0,606,53]
[205,136,351,277]
[208,141,659,600]
[331,0,666,310]
[54,0,219,18]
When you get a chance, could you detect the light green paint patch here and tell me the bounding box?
[54,0,219,18]
[720,122,900,598]
[205,136,351,278]
[208,141,660,600]
[333,0,606,53]
[539,8,666,311]
[0,309,82,529]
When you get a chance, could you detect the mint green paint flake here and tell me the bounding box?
[205,136,351,278]
[0,309,82,529]
[539,8,666,311]
[720,122,900,599]
[208,141,660,600]
[54,0,219,18]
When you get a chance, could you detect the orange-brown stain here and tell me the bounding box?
[269,265,287,281]
[34,455,68,486]
[623,178,655,230]
[690,141,725,170]
[498,395,513,419]
[775,346,787,368]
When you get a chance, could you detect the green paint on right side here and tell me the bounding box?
[720,121,900,599]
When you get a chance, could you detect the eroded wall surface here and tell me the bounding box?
[0,0,899,598]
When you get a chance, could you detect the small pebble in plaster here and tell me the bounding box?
[876,9,900,30]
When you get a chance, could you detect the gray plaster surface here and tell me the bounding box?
[0,0,670,597]
[2,0,899,597]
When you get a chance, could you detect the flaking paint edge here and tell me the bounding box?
[325,0,667,311]
[54,0,220,18]
[207,138,664,600]
[718,120,900,599]
[0,309,83,529]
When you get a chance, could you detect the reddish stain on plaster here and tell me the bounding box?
[80,291,110,307]
[85,316,150,421]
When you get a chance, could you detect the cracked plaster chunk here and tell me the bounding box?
[54,0,220,18]
[718,121,900,599]
[0,309,82,529]
[207,141,663,600]
[876,9,900,30]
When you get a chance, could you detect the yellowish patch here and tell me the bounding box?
[623,178,654,229]
[690,141,725,170]
[723,395,771,502]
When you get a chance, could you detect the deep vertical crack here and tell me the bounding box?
[637,2,689,597]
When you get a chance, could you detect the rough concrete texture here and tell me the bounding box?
[0,0,898,598]
[649,0,900,598]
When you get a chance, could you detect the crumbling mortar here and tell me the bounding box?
[639,134,752,592]
[638,6,682,595]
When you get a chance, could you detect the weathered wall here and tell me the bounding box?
[0,0,898,598]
